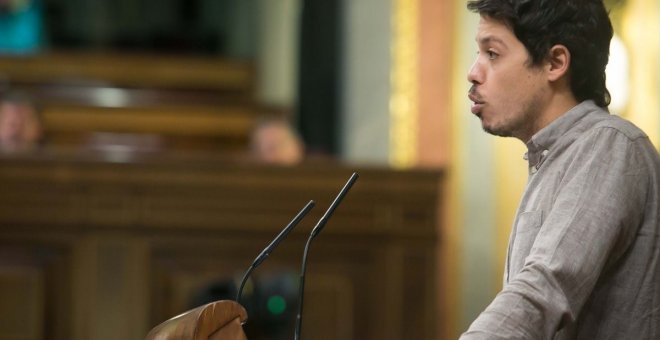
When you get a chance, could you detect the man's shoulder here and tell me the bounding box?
[574,109,659,169]
[584,110,648,142]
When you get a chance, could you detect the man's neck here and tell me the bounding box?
[519,91,578,143]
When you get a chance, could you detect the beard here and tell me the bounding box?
[483,122,513,137]
[481,100,541,140]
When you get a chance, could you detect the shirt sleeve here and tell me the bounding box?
[460,127,650,340]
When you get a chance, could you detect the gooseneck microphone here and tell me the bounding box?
[236,200,316,305]
[294,172,359,340]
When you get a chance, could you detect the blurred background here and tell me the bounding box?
[0,0,657,339]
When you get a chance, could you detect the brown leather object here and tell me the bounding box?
[146,300,248,340]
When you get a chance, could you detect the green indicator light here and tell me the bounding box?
[267,295,287,315]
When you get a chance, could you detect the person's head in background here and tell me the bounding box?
[249,116,304,166]
[0,91,42,153]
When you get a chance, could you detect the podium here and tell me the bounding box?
[0,155,441,339]
[146,300,248,340]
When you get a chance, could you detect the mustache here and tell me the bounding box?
[468,85,484,102]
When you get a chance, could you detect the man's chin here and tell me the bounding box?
[482,123,512,138]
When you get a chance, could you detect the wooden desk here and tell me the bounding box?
[0,52,260,153]
[0,152,442,340]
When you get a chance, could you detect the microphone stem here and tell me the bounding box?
[236,200,315,305]
[294,173,358,339]
[294,232,314,340]
[236,263,256,303]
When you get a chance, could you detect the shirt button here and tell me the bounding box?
[542,150,549,157]
[530,167,537,174]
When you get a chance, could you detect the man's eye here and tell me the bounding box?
[487,51,498,60]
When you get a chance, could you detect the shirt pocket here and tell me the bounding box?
[509,210,544,277]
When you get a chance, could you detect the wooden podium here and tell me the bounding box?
[145,300,248,340]
[0,154,442,339]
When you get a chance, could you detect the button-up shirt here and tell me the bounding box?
[461,101,660,339]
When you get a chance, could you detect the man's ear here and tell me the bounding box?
[547,44,571,82]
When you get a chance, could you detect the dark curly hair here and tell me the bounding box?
[467,0,613,107]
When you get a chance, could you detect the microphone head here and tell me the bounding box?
[310,172,359,239]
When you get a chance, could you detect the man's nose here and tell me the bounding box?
[467,59,482,85]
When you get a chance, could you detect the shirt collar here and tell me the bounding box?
[524,100,602,172]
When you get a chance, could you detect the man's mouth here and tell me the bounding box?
[468,92,485,115]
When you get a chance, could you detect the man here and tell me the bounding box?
[0,92,42,153]
[461,0,659,339]
[249,116,305,166]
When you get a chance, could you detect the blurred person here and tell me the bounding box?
[0,91,43,153]
[461,0,660,339]
[249,116,304,166]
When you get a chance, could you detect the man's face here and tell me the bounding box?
[252,122,303,165]
[0,102,40,148]
[467,15,550,142]
[0,103,25,142]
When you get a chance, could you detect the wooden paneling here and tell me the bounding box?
[40,104,257,153]
[0,53,253,92]
[0,264,44,340]
[0,243,72,340]
[43,106,254,137]
[0,153,443,340]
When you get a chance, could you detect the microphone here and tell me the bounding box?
[294,172,359,340]
[236,200,316,305]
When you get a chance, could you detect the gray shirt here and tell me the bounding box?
[461,101,660,339]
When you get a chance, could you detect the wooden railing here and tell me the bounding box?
[0,52,254,91]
